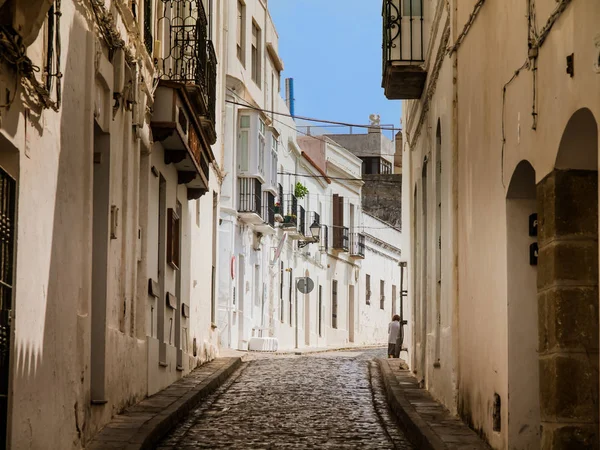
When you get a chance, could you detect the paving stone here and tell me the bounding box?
[159,349,414,449]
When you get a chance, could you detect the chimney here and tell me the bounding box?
[285,78,295,117]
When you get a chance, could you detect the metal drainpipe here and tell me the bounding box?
[450,0,460,400]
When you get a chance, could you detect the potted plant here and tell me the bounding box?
[294,182,308,199]
[274,202,283,222]
[283,213,297,224]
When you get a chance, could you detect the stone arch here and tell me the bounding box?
[506,160,540,447]
[555,108,598,170]
[537,108,599,447]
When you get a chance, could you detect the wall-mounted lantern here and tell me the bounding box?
[297,221,321,249]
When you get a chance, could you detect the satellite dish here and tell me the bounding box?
[296,277,315,294]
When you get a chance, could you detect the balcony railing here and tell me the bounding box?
[239,178,262,216]
[382,0,427,99]
[333,226,349,252]
[156,0,217,124]
[298,206,306,236]
[262,192,276,228]
[350,233,366,258]
[282,194,298,227]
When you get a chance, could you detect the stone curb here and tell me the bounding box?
[87,357,242,450]
[377,358,447,450]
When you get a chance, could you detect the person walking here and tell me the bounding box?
[387,315,401,358]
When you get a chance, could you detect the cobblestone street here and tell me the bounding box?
[157,348,413,449]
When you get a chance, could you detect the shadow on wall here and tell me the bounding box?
[10,6,94,447]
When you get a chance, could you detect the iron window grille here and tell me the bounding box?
[238,177,262,217]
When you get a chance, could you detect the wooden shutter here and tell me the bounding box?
[332,194,344,248]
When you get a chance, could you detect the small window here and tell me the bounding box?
[258,119,265,175]
[236,0,246,65]
[280,261,285,323]
[251,21,261,85]
[366,274,371,305]
[167,208,180,270]
[332,280,338,329]
[380,280,385,310]
[239,116,250,171]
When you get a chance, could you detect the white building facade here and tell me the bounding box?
[0,0,225,447]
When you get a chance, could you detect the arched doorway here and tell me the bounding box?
[537,108,598,448]
[506,160,540,448]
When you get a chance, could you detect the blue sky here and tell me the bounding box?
[268,0,401,133]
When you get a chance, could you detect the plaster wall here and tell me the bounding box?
[404,0,600,447]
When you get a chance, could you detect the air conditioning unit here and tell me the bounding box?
[152,85,190,144]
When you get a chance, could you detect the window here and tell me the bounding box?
[251,22,261,85]
[318,285,323,336]
[380,280,385,309]
[289,269,293,325]
[258,119,265,175]
[382,159,392,174]
[403,0,422,16]
[167,207,180,270]
[366,274,371,305]
[236,0,245,64]
[144,0,153,53]
[271,148,277,188]
[280,262,285,322]
[332,194,346,249]
[239,115,250,171]
[332,280,338,329]
[211,192,218,323]
[361,157,392,175]
[392,285,397,315]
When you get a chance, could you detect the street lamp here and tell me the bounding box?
[298,221,321,248]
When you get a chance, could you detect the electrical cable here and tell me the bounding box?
[227,88,401,157]
[225,98,401,132]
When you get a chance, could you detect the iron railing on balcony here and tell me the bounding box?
[382,0,424,70]
[263,192,275,228]
[333,226,349,252]
[298,206,306,236]
[156,0,217,122]
[350,233,366,258]
[283,193,298,227]
[238,177,262,216]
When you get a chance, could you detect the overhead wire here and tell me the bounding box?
[226,88,401,157]
[225,98,401,132]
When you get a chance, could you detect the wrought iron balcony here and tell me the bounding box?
[155,0,217,143]
[382,0,427,99]
[333,226,349,252]
[349,233,366,259]
[238,177,263,224]
[282,194,298,228]
[298,206,306,236]
[255,192,276,233]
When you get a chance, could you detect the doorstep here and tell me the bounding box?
[378,359,491,450]
[86,357,242,450]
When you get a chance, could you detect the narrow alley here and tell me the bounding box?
[157,349,413,449]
